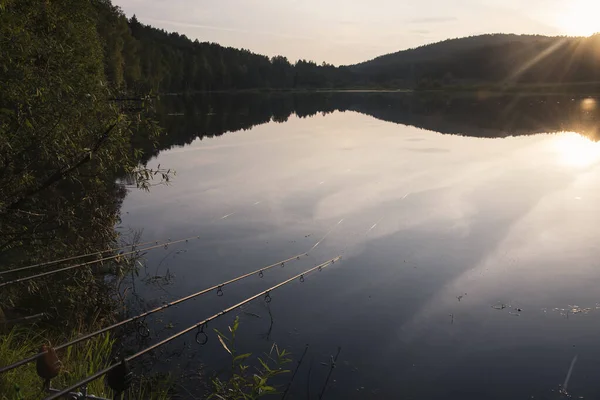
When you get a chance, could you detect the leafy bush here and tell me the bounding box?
[210,317,292,400]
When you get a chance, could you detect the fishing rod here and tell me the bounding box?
[1,217,346,373]
[0,238,162,277]
[0,252,307,374]
[1,215,345,289]
[2,202,257,277]
[1,184,348,279]
[44,256,341,400]
[2,195,270,277]
[0,235,202,288]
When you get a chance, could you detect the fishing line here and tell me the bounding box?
[1,198,266,277]
[211,197,264,223]
[307,218,344,253]
[0,238,160,277]
[365,192,410,236]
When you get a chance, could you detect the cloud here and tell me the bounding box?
[143,16,392,51]
[142,17,316,41]
[337,20,360,26]
[408,17,458,24]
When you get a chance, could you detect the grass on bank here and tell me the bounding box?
[0,326,170,400]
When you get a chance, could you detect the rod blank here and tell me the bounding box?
[0,238,159,277]
[0,235,200,288]
[44,256,341,400]
[0,252,306,374]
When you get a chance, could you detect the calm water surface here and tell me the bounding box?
[119,94,600,399]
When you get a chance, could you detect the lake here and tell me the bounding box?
[118,92,600,399]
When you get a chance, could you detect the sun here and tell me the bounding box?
[554,132,600,168]
[558,0,600,36]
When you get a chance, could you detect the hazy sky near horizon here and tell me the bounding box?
[116,0,598,65]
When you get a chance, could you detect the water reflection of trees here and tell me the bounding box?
[144,92,600,162]
[11,91,591,325]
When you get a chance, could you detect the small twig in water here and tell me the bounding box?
[281,344,310,400]
[155,249,177,276]
[318,347,341,400]
[306,358,314,400]
[260,301,274,341]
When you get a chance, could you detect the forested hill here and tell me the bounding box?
[350,34,600,88]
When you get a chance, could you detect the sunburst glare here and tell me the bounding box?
[558,0,600,36]
[554,132,600,168]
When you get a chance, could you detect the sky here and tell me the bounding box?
[115,0,599,65]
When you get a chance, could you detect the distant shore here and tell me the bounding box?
[160,84,600,97]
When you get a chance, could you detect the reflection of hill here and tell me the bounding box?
[345,93,600,140]
[141,92,600,162]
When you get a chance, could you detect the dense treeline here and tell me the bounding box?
[92,1,354,92]
[130,20,356,90]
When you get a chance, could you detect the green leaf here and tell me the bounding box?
[273,369,291,376]
[258,357,271,372]
[213,329,230,343]
[217,334,231,355]
[233,353,251,363]
[232,316,240,333]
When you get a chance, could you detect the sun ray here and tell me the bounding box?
[504,39,568,84]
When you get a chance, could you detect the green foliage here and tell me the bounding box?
[0,0,172,324]
[0,3,172,397]
[210,317,291,399]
